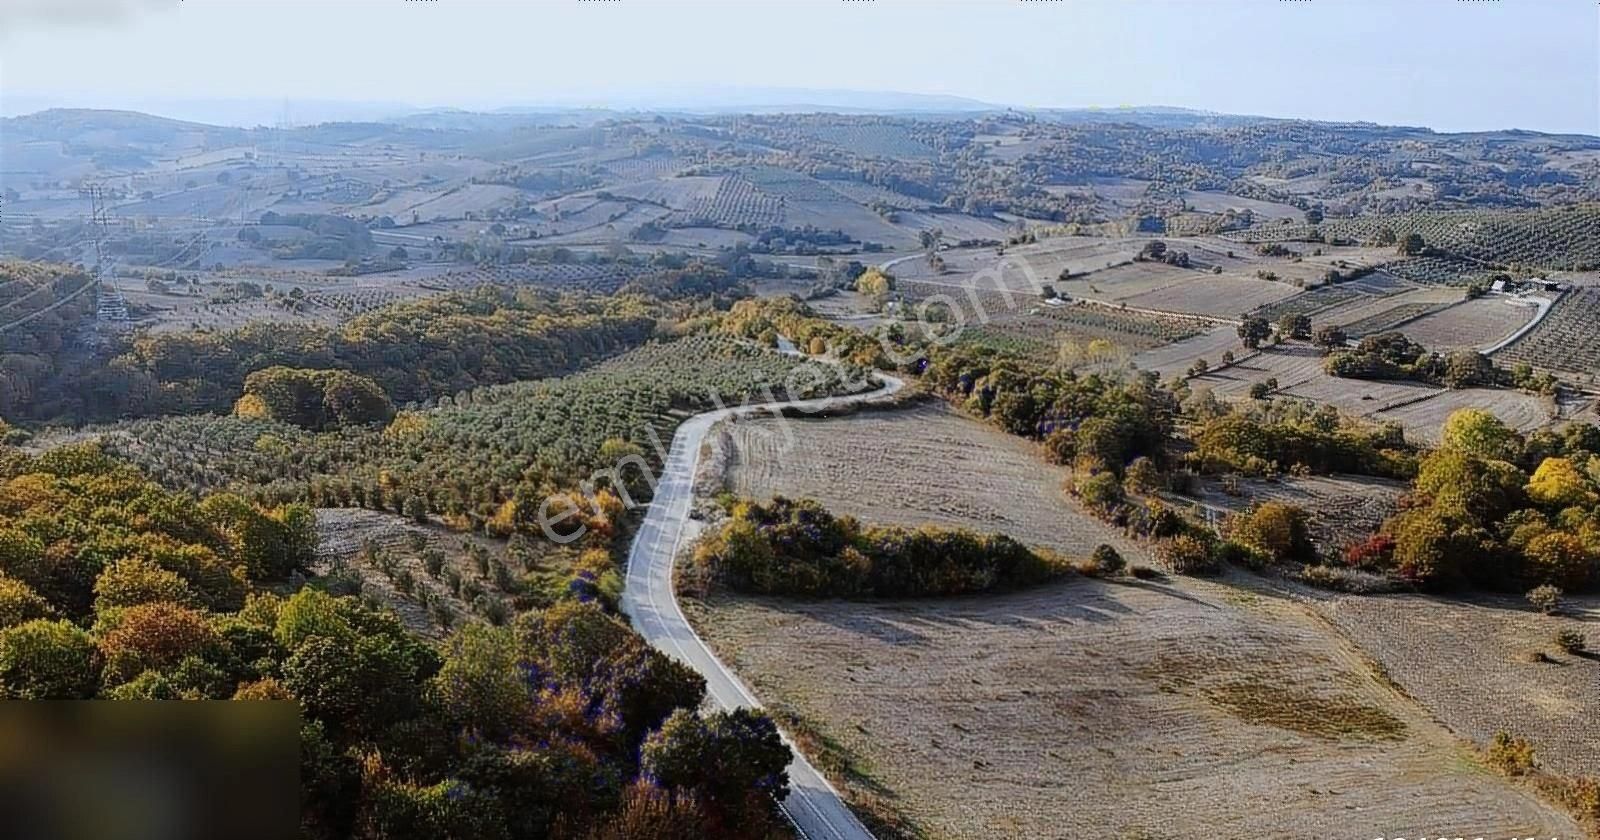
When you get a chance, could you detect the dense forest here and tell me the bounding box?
[0,443,794,838]
[0,262,100,425]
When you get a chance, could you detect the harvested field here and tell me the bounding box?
[1131,326,1243,379]
[1376,387,1553,445]
[893,238,1141,287]
[1184,345,1555,442]
[1400,296,1537,352]
[1180,189,1303,220]
[717,403,1145,560]
[1317,592,1600,777]
[1056,260,1182,301]
[1119,273,1298,317]
[688,575,1580,839]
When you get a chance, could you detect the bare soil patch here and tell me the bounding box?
[1316,592,1600,777]
[688,576,1579,839]
[717,403,1145,560]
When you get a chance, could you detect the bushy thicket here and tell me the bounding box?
[1189,400,1416,479]
[1360,410,1600,591]
[692,497,1069,597]
[719,296,890,368]
[235,366,394,430]
[919,344,1175,475]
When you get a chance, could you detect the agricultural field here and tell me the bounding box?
[313,508,539,639]
[933,299,1209,366]
[1398,296,1538,352]
[426,262,651,295]
[716,403,1146,559]
[356,183,523,222]
[688,575,1578,839]
[15,78,1600,840]
[1317,592,1600,778]
[1337,302,1440,339]
[103,334,866,505]
[1229,205,1600,272]
[1034,301,1207,344]
[1376,388,1553,446]
[890,238,1141,288]
[1179,189,1303,220]
[1251,284,1459,338]
[1119,272,1298,318]
[1131,326,1247,379]
[1383,255,1500,286]
[1185,344,1556,443]
[672,176,786,228]
[1051,259,1186,301]
[1495,287,1600,380]
[1251,284,1374,322]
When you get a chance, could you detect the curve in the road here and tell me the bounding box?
[622,374,903,840]
[1481,290,1558,355]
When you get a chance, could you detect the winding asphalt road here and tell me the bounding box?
[622,374,902,840]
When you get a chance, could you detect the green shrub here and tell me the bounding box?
[1157,534,1218,576]
[1526,584,1564,614]
[0,619,100,698]
[1214,539,1270,572]
[1226,502,1314,564]
[1486,731,1535,776]
[0,574,52,630]
[1556,629,1586,654]
[1074,471,1124,511]
[1090,544,1125,576]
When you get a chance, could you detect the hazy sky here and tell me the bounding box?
[2,0,1597,133]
